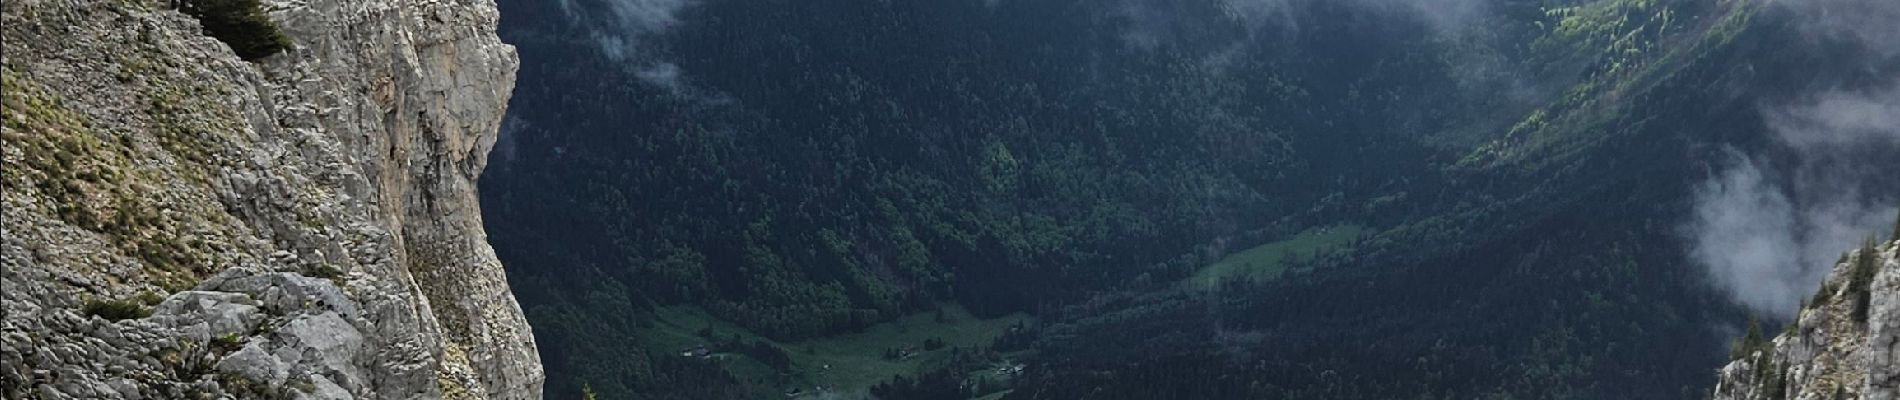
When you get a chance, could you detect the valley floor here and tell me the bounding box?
[639,305,1031,397]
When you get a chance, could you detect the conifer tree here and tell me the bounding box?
[1732,316,1765,360]
[1890,207,1899,242]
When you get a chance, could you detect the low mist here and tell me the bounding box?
[1688,0,1900,319]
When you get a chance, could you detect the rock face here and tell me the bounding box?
[1712,238,1900,400]
[0,0,541,398]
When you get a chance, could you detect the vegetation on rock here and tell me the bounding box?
[178,0,291,61]
[81,298,152,321]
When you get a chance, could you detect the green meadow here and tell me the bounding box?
[640,304,1030,396]
[1183,224,1367,290]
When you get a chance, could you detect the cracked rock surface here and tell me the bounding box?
[1,0,542,398]
[1713,240,1899,400]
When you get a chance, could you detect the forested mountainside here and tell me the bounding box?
[1710,233,1899,400]
[1,0,540,398]
[482,0,1900,398]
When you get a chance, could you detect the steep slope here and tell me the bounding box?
[994,0,1899,398]
[0,0,540,398]
[480,0,1783,397]
[487,0,1545,396]
[1712,236,1900,400]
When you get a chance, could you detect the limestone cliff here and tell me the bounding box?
[1713,237,1900,400]
[0,0,542,398]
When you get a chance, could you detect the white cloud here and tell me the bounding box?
[1779,0,1900,60]
[1688,156,1807,316]
[1688,0,1900,317]
[553,0,702,95]
[1767,86,1900,150]
[1687,151,1894,318]
[585,0,692,62]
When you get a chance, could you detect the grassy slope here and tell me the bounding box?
[1182,224,1367,290]
[1459,0,1759,171]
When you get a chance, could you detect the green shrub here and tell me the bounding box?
[135,290,167,306]
[82,298,152,321]
[1890,207,1899,242]
[218,374,286,399]
[304,264,345,283]
[212,332,244,353]
[1847,239,1880,323]
[1729,316,1766,360]
[1854,290,1873,324]
[179,0,293,61]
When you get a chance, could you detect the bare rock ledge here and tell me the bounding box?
[1,0,543,398]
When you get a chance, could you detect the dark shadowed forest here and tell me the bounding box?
[480,0,1900,398]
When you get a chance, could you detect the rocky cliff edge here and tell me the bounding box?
[1713,236,1900,400]
[0,0,542,398]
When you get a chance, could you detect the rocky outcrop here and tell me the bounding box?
[1712,238,1899,400]
[0,0,541,398]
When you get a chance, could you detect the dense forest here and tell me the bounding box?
[481,0,1900,398]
